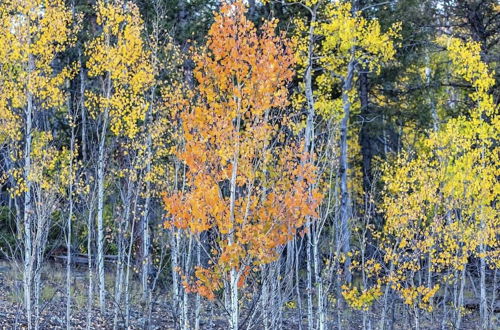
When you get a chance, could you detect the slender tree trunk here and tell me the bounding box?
[124,188,139,328]
[228,223,240,330]
[261,265,269,330]
[116,237,125,327]
[305,229,314,330]
[303,8,316,154]
[96,114,108,313]
[358,71,376,228]
[226,90,242,330]
[361,244,368,330]
[23,55,35,329]
[113,214,124,329]
[284,240,295,300]
[456,265,466,329]
[380,261,394,330]
[194,238,201,330]
[479,146,488,329]
[441,278,449,330]
[275,261,283,329]
[36,216,47,329]
[181,235,193,330]
[489,269,497,329]
[480,244,488,329]
[340,58,355,284]
[171,229,180,323]
[86,199,94,330]
[313,223,325,330]
[96,25,112,311]
[142,81,156,303]
[79,51,87,163]
[97,100,108,313]
[303,8,318,330]
[66,96,76,329]
[34,231,42,330]
[427,254,434,319]
[114,177,133,329]
[295,238,304,330]
[414,305,420,330]
[142,144,151,296]
[32,193,51,330]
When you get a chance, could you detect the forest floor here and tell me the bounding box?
[0,259,494,329]
[0,260,180,329]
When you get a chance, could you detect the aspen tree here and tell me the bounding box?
[381,37,498,329]
[288,1,399,328]
[31,132,80,329]
[163,2,321,329]
[143,17,191,328]
[0,0,76,327]
[447,38,498,329]
[317,1,400,283]
[288,2,324,328]
[85,0,153,312]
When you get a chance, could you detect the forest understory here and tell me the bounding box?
[0,260,493,329]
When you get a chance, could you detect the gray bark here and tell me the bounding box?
[96,109,108,312]
[23,54,35,329]
[339,58,355,284]
[66,85,76,330]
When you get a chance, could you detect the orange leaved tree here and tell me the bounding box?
[162,1,321,329]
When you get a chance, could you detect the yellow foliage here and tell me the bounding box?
[85,0,153,138]
[0,0,77,144]
[342,283,382,311]
[292,0,400,119]
[381,37,499,311]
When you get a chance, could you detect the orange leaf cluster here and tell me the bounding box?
[162,1,322,298]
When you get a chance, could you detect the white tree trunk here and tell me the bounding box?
[480,244,488,329]
[305,228,314,330]
[295,238,304,330]
[226,91,242,330]
[303,8,317,330]
[96,119,107,312]
[86,199,94,330]
[181,235,193,330]
[313,226,325,330]
[96,31,112,312]
[380,261,394,330]
[229,268,239,330]
[23,64,34,329]
[142,84,155,300]
[261,265,269,330]
[194,239,201,330]
[456,265,466,329]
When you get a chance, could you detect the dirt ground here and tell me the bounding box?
[0,260,495,329]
